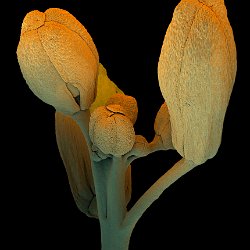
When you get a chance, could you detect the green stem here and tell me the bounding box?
[72,111,196,250]
[72,110,107,220]
[107,156,127,225]
[101,156,132,250]
[123,158,197,231]
[92,160,109,220]
[73,110,133,249]
[100,222,131,250]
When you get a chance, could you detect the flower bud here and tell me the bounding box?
[17,8,99,115]
[55,111,97,218]
[106,93,138,125]
[129,135,150,158]
[89,105,135,156]
[158,0,237,164]
[154,103,173,149]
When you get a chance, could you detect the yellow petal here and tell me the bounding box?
[89,63,124,113]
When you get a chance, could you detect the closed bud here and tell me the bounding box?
[89,105,135,157]
[17,8,99,115]
[158,0,237,164]
[106,93,138,124]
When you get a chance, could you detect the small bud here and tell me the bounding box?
[106,93,138,125]
[17,8,99,115]
[89,105,135,157]
[129,135,150,157]
[154,103,173,149]
[158,0,237,164]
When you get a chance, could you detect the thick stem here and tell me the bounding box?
[72,110,107,220]
[123,158,197,230]
[92,160,109,220]
[73,111,195,250]
[101,157,132,250]
[107,157,127,225]
[101,222,131,250]
[73,110,134,249]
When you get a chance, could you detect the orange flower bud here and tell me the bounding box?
[17,8,99,115]
[158,0,237,164]
[89,105,135,156]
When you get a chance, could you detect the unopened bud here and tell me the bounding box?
[17,8,99,115]
[89,105,135,156]
[158,0,237,164]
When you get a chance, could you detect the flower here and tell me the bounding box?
[17,8,99,115]
[157,0,237,164]
[89,104,135,157]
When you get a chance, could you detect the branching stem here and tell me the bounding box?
[72,110,197,250]
[123,158,197,230]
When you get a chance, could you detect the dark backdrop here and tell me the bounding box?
[5,0,248,249]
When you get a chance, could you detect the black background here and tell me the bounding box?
[4,0,248,249]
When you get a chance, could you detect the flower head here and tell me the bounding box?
[89,104,135,157]
[158,0,237,164]
[17,8,99,115]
